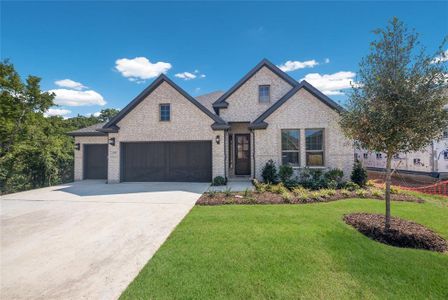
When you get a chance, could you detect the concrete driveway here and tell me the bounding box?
[0,180,209,300]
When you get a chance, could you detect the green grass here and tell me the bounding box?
[121,197,448,300]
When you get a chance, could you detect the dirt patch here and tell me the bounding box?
[197,190,424,206]
[344,213,447,252]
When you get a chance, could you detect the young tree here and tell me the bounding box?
[97,108,120,122]
[340,18,448,229]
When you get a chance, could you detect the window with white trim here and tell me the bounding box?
[363,153,368,159]
[376,153,382,159]
[281,129,300,166]
[305,129,324,166]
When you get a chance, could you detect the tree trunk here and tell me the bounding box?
[385,154,392,230]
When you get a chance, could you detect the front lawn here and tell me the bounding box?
[121,197,448,299]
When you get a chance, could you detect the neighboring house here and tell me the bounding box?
[68,59,354,183]
[355,129,448,178]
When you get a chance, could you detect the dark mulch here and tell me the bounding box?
[197,190,424,206]
[344,213,447,252]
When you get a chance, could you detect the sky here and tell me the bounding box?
[2,1,447,118]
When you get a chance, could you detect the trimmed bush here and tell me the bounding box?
[279,164,294,183]
[345,181,360,191]
[262,160,278,183]
[212,176,227,186]
[351,161,368,187]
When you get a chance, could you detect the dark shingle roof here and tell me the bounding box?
[195,91,224,112]
[67,122,107,136]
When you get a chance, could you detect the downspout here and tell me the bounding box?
[251,129,256,180]
[224,129,227,180]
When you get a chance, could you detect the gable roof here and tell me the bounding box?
[249,80,345,129]
[67,122,108,136]
[212,58,298,109]
[196,91,224,113]
[103,74,229,130]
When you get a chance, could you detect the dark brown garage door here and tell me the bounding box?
[121,141,212,182]
[84,144,108,179]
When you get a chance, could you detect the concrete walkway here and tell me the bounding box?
[0,180,209,300]
[208,180,254,192]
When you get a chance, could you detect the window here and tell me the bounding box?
[305,129,324,166]
[443,130,448,139]
[259,85,270,103]
[414,158,421,165]
[376,153,382,159]
[393,154,400,159]
[159,104,170,121]
[363,153,368,159]
[444,151,448,160]
[281,129,300,166]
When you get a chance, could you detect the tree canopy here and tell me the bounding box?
[0,60,119,194]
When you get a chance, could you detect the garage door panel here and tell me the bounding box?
[84,144,108,179]
[122,141,212,182]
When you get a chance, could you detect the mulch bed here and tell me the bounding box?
[344,213,447,252]
[196,190,424,206]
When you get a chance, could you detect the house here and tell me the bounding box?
[68,59,354,183]
[355,130,448,179]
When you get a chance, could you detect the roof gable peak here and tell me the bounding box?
[212,58,298,108]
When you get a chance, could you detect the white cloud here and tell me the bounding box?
[175,72,197,80]
[200,74,206,78]
[93,112,101,117]
[115,57,172,81]
[431,50,448,64]
[301,71,357,95]
[54,79,86,90]
[277,60,319,72]
[44,108,71,117]
[324,58,330,64]
[48,89,106,106]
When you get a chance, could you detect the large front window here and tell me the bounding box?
[281,129,300,166]
[305,129,324,166]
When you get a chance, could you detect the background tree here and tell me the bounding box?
[97,108,120,122]
[340,17,448,229]
[0,60,117,194]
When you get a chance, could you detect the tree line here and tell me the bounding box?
[0,60,119,194]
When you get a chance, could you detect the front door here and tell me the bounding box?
[235,134,250,175]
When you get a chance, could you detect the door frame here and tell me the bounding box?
[234,134,251,175]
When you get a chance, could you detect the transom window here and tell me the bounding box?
[305,129,324,166]
[259,85,270,103]
[281,129,300,166]
[159,104,170,121]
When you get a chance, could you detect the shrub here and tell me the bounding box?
[391,186,401,194]
[278,164,294,183]
[340,189,352,197]
[320,188,336,197]
[292,186,310,199]
[212,176,227,186]
[223,187,232,197]
[371,188,384,198]
[243,188,252,198]
[324,168,344,183]
[281,190,293,203]
[366,180,376,187]
[298,168,324,190]
[355,189,369,198]
[262,160,278,183]
[351,161,368,187]
[327,180,338,189]
[345,181,360,191]
[284,178,300,189]
[207,190,218,198]
[271,183,288,195]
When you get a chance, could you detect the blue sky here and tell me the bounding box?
[2,1,447,118]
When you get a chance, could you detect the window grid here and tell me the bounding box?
[281,129,300,166]
[259,85,270,103]
[160,104,170,121]
[305,129,324,166]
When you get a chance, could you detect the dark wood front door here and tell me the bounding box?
[235,134,250,175]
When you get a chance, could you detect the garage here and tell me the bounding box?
[83,144,108,179]
[121,141,212,182]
